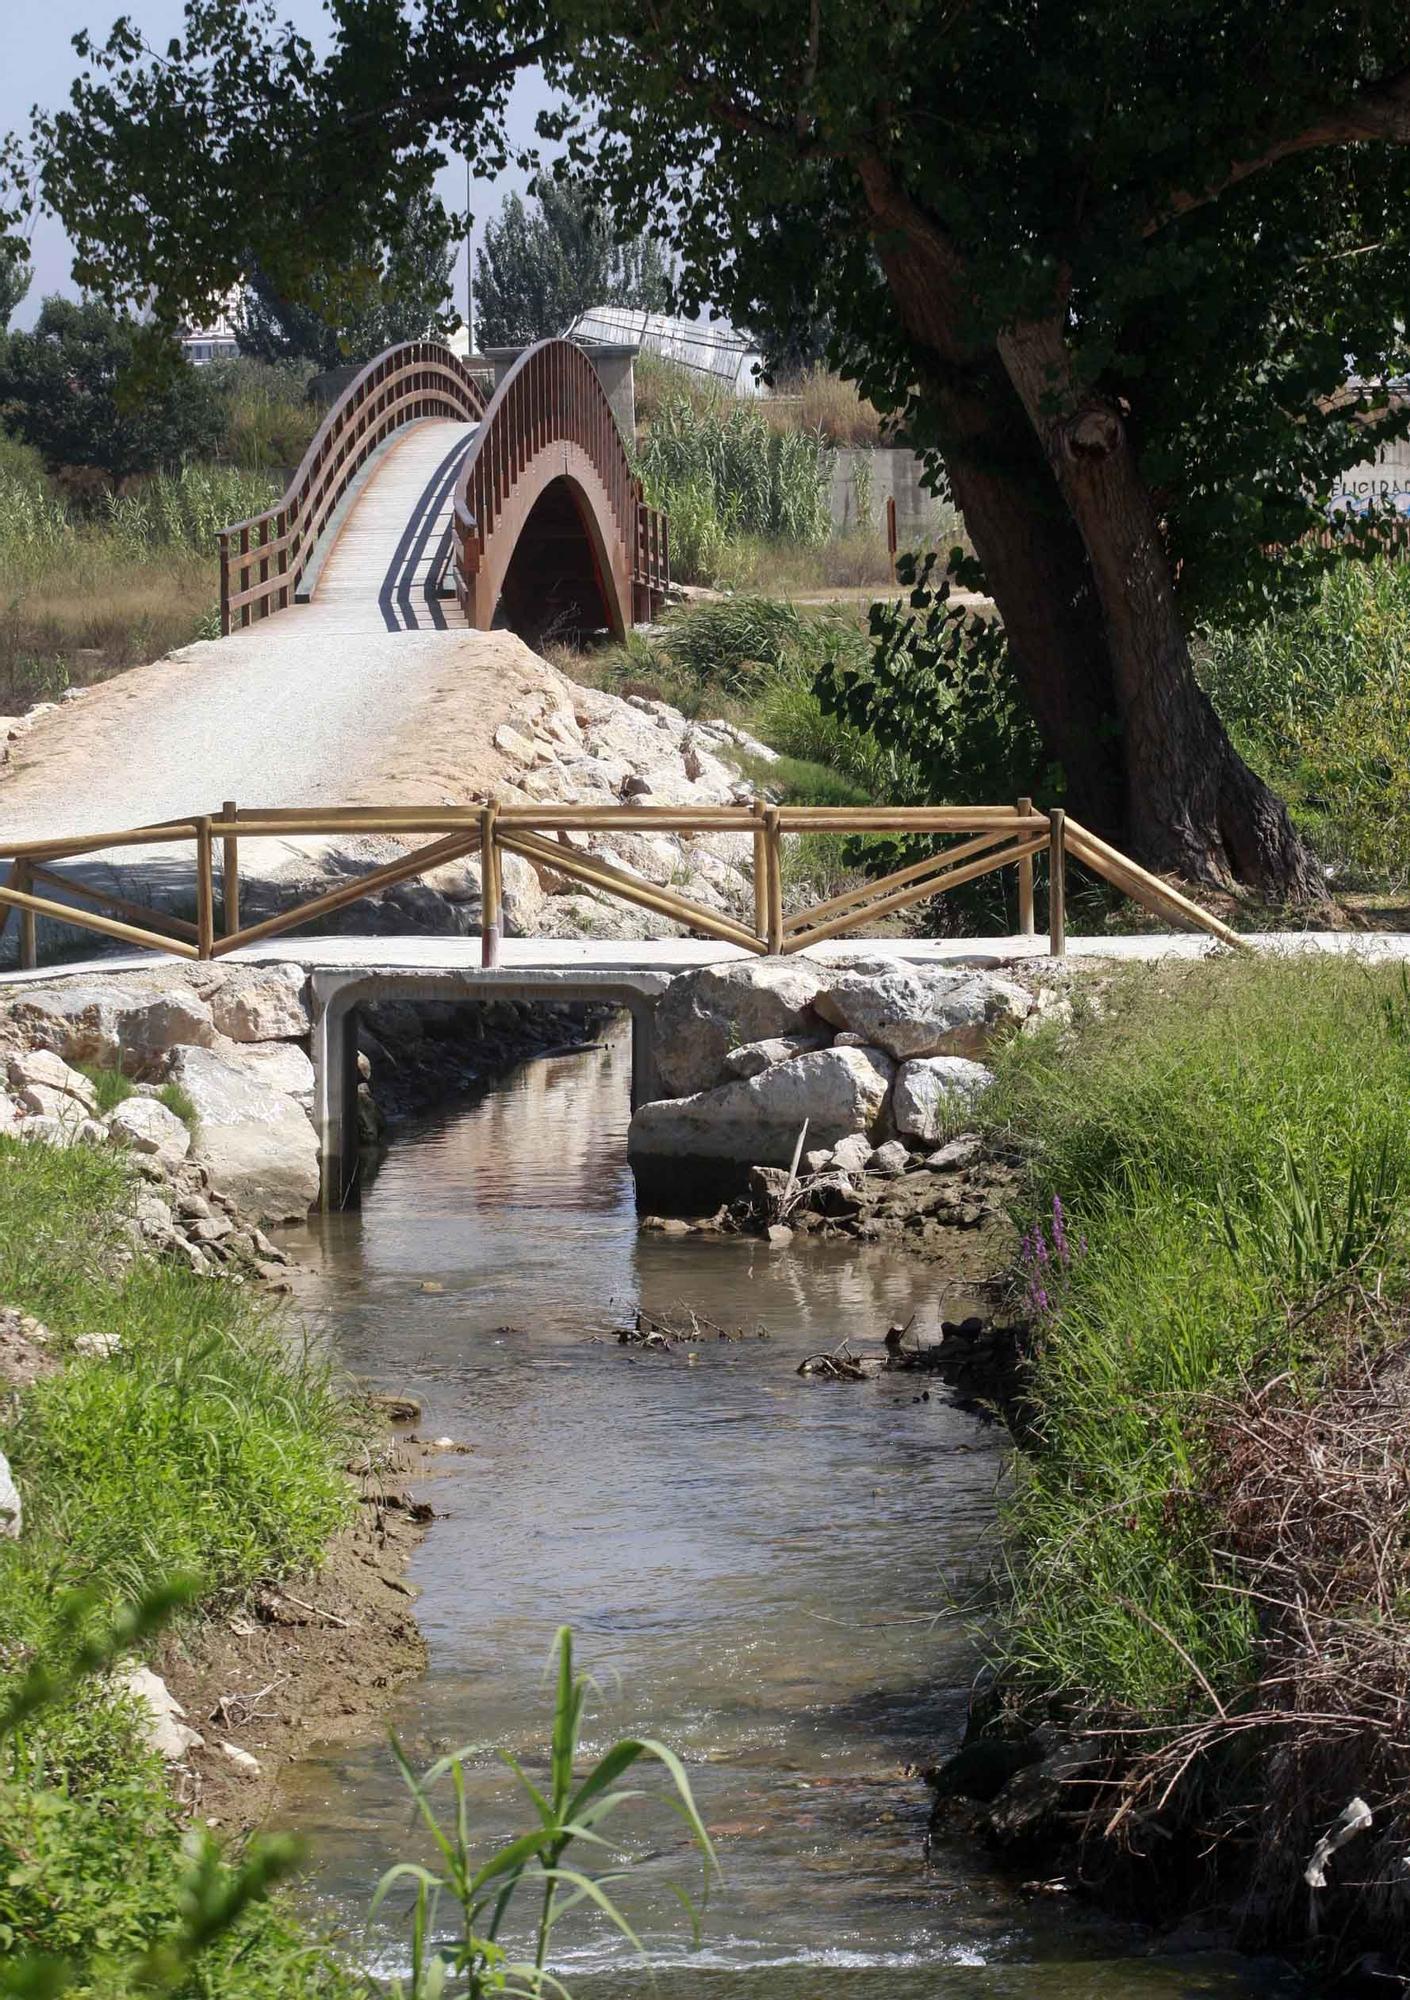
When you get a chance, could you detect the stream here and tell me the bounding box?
[281,1026,1291,1999]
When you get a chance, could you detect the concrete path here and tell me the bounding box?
[6,929,1410,989]
[0,420,481,857]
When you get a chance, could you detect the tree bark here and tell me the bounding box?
[997,316,1325,900]
[856,159,1326,903]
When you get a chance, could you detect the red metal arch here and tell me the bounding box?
[452,339,668,638]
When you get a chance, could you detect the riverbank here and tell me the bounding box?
[931,954,1410,1985]
[0,1132,425,1992]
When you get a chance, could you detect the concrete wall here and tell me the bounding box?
[1331,437,1410,517]
[827,448,959,544]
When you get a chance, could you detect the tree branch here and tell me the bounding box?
[1145,63,1410,235]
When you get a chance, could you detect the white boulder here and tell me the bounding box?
[891,1056,995,1145]
[0,1450,20,1538]
[107,1096,192,1170]
[120,988,218,1060]
[217,1038,315,1105]
[116,1664,205,1761]
[7,1048,98,1110]
[815,968,1032,1061]
[629,1044,894,1165]
[4,982,128,1067]
[652,961,827,1097]
[205,964,309,1043]
[719,1032,829,1081]
[164,1046,319,1223]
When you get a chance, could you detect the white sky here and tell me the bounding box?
[4,0,558,328]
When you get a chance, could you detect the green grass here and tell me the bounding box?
[983,954,1410,1712]
[0,1137,363,1993]
[1199,558,1410,891]
[73,1066,199,1129]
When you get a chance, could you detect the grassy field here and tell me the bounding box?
[0,1138,367,1995]
[980,954,1410,1953]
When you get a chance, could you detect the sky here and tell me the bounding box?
[3,0,560,330]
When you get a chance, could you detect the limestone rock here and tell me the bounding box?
[868,1140,911,1175]
[219,1038,315,1105]
[629,1044,894,1166]
[117,1664,205,1761]
[107,1096,192,1170]
[7,1048,97,1110]
[720,1032,829,1081]
[652,961,827,1097]
[164,1046,319,1223]
[4,982,128,1067]
[0,1095,19,1136]
[892,1057,995,1145]
[120,988,217,1060]
[72,1331,122,1359]
[205,964,308,1043]
[829,1133,874,1174]
[0,1450,20,1538]
[815,969,1032,1061]
[927,1134,982,1171]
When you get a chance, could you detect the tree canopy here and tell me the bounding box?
[237,196,455,367]
[13,1,1410,895]
[474,175,671,347]
[0,297,227,481]
[0,235,30,329]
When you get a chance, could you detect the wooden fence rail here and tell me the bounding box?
[0,800,1246,972]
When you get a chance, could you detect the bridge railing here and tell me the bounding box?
[218,343,488,634]
[452,339,669,626]
[0,801,1244,971]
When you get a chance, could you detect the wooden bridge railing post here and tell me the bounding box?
[1016,796,1035,936]
[480,800,501,968]
[16,864,36,970]
[751,797,769,946]
[218,532,231,637]
[764,806,784,955]
[1048,806,1067,959]
[195,817,216,960]
[221,800,240,939]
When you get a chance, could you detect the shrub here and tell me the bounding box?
[1198,558,1410,889]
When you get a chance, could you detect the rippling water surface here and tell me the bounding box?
[281,1028,1290,2000]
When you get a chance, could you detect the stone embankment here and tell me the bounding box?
[0,962,322,1257]
[628,953,1067,1204]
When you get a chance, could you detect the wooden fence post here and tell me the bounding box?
[16,864,36,970]
[751,797,769,946]
[1016,796,1035,936]
[222,800,240,939]
[218,533,231,637]
[195,817,215,960]
[1048,807,1066,959]
[764,806,784,955]
[480,801,501,968]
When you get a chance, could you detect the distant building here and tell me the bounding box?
[564,307,765,396]
[179,289,242,366]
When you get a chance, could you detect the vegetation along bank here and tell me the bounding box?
[932,953,1410,1985]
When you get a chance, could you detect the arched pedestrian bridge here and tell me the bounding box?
[218,338,669,642]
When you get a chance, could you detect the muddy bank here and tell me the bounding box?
[158,1419,440,1839]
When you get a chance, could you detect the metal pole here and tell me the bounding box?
[1048,807,1067,959]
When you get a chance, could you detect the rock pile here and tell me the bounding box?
[0,962,320,1232]
[629,955,1060,1183]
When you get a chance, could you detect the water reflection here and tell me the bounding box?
[281,1029,1290,2000]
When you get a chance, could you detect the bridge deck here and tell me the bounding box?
[297,419,477,635]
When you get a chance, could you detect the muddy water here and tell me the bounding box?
[283,1028,1288,2000]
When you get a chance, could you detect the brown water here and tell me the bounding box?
[282,1028,1292,2000]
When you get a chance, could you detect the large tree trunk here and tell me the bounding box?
[856,162,1326,904]
[997,317,1325,901]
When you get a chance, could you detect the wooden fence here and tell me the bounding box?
[0,800,1244,972]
